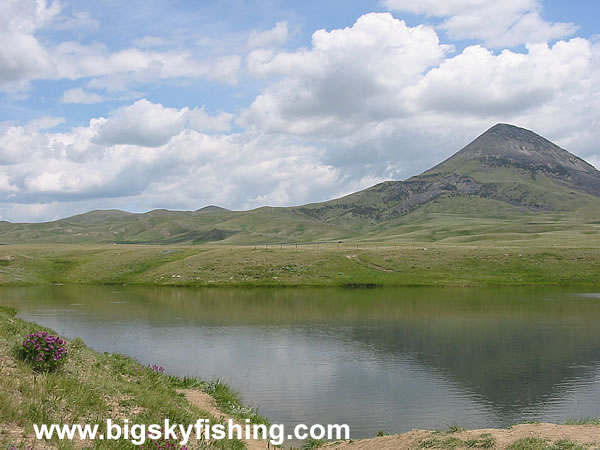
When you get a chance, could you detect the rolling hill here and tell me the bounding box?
[1,123,599,245]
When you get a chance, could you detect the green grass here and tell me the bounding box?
[0,244,598,288]
[507,437,586,450]
[445,425,466,434]
[419,431,496,449]
[565,418,600,425]
[0,306,258,449]
[418,436,466,449]
[300,438,327,449]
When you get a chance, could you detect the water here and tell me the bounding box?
[2,285,600,438]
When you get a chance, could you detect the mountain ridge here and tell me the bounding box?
[1,123,599,244]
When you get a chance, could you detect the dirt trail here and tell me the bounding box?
[345,254,394,272]
[180,389,270,450]
[325,423,600,449]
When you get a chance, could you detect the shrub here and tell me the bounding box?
[18,331,68,373]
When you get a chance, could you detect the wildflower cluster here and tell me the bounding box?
[19,331,68,373]
[149,364,165,373]
[139,429,189,450]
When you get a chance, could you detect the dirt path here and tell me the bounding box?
[179,389,270,450]
[345,254,394,272]
[325,423,600,449]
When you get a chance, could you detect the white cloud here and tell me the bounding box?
[0,0,57,89]
[243,13,451,136]
[0,0,241,93]
[0,100,359,222]
[24,116,65,132]
[382,0,531,18]
[61,87,103,104]
[0,125,37,165]
[132,36,171,49]
[53,10,99,31]
[92,99,189,147]
[242,12,600,183]
[187,108,233,133]
[406,39,593,115]
[91,100,234,147]
[51,43,241,85]
[248,21,289,49]
[0,0,60,33]
[383,0,577,47]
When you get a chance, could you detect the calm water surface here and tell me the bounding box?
[2,285,600,439]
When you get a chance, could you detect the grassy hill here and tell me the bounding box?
[1,124,599,246]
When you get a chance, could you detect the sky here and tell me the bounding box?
[1,0,599,222]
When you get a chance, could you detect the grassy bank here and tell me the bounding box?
[0,306,265,449]
[0,244,599,288]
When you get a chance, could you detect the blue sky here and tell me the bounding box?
[1,0,599,221]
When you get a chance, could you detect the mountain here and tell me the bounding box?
[297,124,600,225]
[1,124,599,245]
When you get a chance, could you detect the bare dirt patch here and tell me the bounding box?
[179,389,270,450]
[345,254,394,272]
[326,423,600,449]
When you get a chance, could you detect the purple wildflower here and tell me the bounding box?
[20,331,68,373]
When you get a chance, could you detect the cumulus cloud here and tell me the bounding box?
[92,99,189,147]
[51,43,241,86]
[61,87,103,104]
[187,108,233,133]
[406,39,593,115]
[244,13,452,135]
[383,0,577,47]
[92,99,234,148]
[0,0,57,90]
[0,0,241,93]
[0,100,358,222]
[248,21,289,49]
[242,12,600,181]
[587,155,600,170]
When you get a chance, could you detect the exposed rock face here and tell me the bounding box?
[300,123,600,222]
[433,123,600,197]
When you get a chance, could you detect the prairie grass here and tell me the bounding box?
[0,244,598,288]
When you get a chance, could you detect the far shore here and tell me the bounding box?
[0,243,599,289]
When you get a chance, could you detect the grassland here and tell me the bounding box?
[0,305,267,449]
[0,243,599,288]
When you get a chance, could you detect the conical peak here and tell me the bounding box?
[450,124,595,173]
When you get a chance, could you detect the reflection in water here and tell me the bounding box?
[1,285,600,438]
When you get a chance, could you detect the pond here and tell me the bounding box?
[2,285,600,439]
